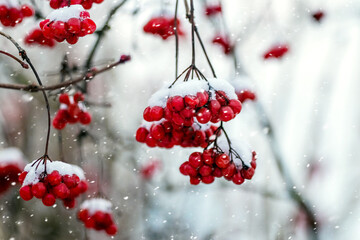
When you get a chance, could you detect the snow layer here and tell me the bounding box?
[22,160,85,186]
[0,0,19,8]
[46,5,85,22]
[217,137,253,169]
[148,78,237,107]
[80,198,112,215]
[0,147,24,167]
[231,75,255,92]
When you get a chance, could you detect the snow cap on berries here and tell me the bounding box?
[22,160,85,186]
[46,4,86,22]
[0,147,25,167]
[80,198,112,215]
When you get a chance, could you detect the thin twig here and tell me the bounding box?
[0,50,29,69]
[174,0,179,79]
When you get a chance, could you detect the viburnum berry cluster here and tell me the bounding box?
[212,35,233,55]
[53,92,91,130]
[19,160,88,208]
[25,28,56,47]
[0,148,25,194]
[263,43,289,59]
[180,137,257,185]
[136,120,218,148]
[140,159,161,180]
[49,0,103,10]
[143,16,184,40]
[40,5,96,44]
[0,1,33,27]
[78,198,118,236]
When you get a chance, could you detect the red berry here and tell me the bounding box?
[135,127,149,143]
[169,96,185,111]
[63,198,76,208]
[188,152,203,168]
[190,176,201,185]
[180,107,195,119]
[66,35,79,44]
[222,164,235,178]
[18,171,27,184]
[219,106,235,121]
[78,209,89,221]
[184,95,199,108]
[66,18,81,34]
[79,111,91,124]
[143,107,153,121]
[150,106,164,121]
[42,193,56,206]
[59,93,70,105]
[53,183,70,199]
[199,165,212,177]
[73,92,84,102]
[145,134,157,148]
[78,180,88,193]
[215,154,230,168]
[232,172,244,185]
[21,5,34,17]
[31,182,47,199]
[242,168,255,180]
[150,125,165,140]
[46,171,62,186]
[106,224,118,235]
[196,91,209,107]
[212,167,223,178]
[202,150,214,165]
[19,185,33,201]
[63,175,77,189]
[81,18,96,34]
[52,21,67,41]
[209,100,221,114]
[196,108,211,124]
[201,175,215,184]
[228,99,242,115]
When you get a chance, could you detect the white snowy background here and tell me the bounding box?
[0,0,359,239]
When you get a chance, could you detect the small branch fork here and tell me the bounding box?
[0,50,29,69]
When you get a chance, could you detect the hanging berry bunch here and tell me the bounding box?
[39,5,96,44]
[0,148,25,194]
[180,135,257,185]
[49,0,104,10]
[24,28,56,48]
[263,43,289,59]
[78,198,118,236]
[0,1,33,27]
[53,92,92,130]
[19,160,88,208]
[143,16,184,40]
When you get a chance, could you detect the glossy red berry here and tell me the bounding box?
[19,185,33,201]
[215,154,230,168]
[31,182,47,198]
[42,193,56,206]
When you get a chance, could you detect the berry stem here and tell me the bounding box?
[0,31,51,157]
[189,0,196,67]
[174,0,179,79]
[0,50,29,69]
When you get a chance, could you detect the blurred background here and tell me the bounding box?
[0,0,359,239]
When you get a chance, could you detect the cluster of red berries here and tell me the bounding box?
[212,35,233,55]
[263,44,289,59]
[49,0,103,10]
[25,28,56,47]
[78,198,118,236]
[136,120,218,148]
[40,5,96,44]
[0,148,24,194]
[19,161,88,208]
[143,16,184,40]
[204,4,222,17]
[180,148,257,185]
[144,90,241,126]
[53,92,91,130]
[0,4,33,27]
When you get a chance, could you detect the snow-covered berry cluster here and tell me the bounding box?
[25,28,56,47]
[212,35,233,55]
[180,139,257,185]
[263,44,289,59]
[40,5,96,44]
[0,1,33,27]
[78,198,118,236]
[53,92,91,129]
[204,4,222,17]
[0,148,25,194]
[19,160,88,208]
[142,79,241,125]
[49,0,103,10]
[136,120,218,148]
[143,16,184,40]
